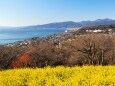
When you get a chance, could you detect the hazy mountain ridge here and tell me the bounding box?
[28,18,115,28]
[78,18,115,27]
[1,18,115,29]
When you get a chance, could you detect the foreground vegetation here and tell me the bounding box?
[0,66,115,86]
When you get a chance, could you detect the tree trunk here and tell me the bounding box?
[101,50,104,65]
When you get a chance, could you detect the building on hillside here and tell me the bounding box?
[86,29,103,33]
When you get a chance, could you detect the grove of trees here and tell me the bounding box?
[1,33,115,69]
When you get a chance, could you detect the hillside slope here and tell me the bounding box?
[1,24,115,69]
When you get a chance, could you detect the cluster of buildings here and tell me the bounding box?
[5,27,114,48]
[86,29,113,33]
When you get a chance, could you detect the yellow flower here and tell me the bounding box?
[0,66,115,86]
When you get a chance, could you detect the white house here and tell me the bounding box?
[86,29,103,33]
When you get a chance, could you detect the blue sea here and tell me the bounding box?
[0,28,65,44]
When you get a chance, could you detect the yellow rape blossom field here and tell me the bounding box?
[0,66,115,86]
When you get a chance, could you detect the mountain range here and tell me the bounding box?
[1,18,115,29]
[24,18,115,29]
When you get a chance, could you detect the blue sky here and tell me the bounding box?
[0,0,115,26]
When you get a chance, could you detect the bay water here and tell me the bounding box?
[0,28,65,44]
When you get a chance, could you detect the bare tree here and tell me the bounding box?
[75,34,113,65]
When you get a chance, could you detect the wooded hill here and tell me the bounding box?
[1,24,115,69]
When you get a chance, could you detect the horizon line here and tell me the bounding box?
[0,18,114,28]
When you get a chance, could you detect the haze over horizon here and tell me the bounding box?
[0,0,115,27]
